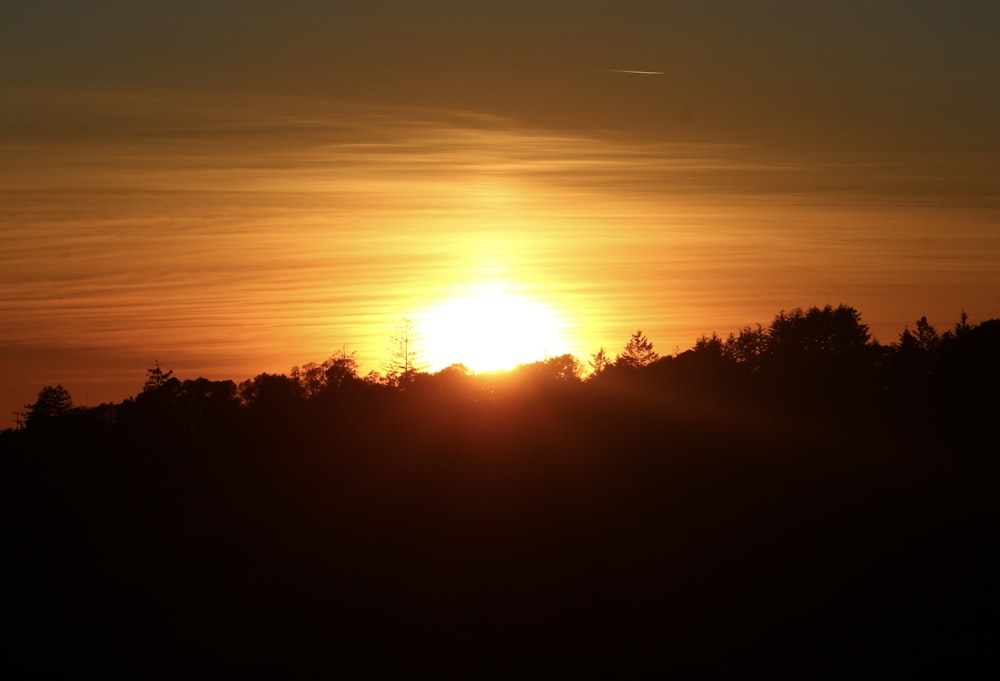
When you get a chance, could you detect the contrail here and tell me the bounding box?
[603,68,665,75]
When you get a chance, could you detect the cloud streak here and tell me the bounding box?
[1,89,999,421]
[602,69,665,75]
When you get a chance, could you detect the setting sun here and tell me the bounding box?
[417,283,570,373]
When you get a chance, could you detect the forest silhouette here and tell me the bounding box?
[4,305,997,676]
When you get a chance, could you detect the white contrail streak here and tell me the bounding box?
[603,69,665,75]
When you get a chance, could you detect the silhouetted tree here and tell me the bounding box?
[238,373,303,411]
[913,316,940,352]
[723,324,767,369]
[181,378,239,411]
[548,354,583,382]
[382,317,427,387]
[617,330,659,368]
[411,363,477,403]
[693,332,725,357]
[897,327,919,355]
[324,348,362,393]
[948,309,972,340]
[143,361,174,392]
[767,305,871,358]
[290,362,327,398]
[517,354,583,384]
[440,362,472,376]
[589,347,612,376]
[24,385,74,429]
[761,305,877,415]
[290,348,364,397]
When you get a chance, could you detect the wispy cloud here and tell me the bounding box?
[1,88,998,418]
[602,69,665,75]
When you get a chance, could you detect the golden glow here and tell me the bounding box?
[2,90,999,421]
[417,282,570,373]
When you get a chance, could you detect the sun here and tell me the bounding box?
[416,283,570,373]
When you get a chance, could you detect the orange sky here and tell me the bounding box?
[2,1,999,423]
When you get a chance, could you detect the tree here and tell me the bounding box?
[951,310,972,339]
[143,360,174,392]
[897,327,919,354]
[517,354,583,383]
[24,385,74,429]
[767,305,870,357]
[382,317,427,386]
[290,348,362,397]
[693,332,725,357]
[238,373,303,410]
[590,347,612,376]
[899,316,941,354]
[763,305,876,412]
[913,316,940,352]
[617,330,659,368]
[723,324,767,368]
[324,348,361,392]
[291,362,327,398]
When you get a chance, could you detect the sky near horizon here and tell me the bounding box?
[2,1,999,421]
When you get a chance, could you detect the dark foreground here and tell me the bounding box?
[5,389,996,678]
[5,308,998,676]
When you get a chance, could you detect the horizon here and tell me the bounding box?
[6,302,990,421]
[3,1,999,423]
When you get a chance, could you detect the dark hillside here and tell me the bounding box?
[4,307,997,676]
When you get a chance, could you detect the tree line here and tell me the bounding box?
[4,303,996,676]
[12,303,998,442]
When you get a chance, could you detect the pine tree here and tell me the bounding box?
[590,347,612,376]
[617,330,659,368]
[143,360,174,392]
[24,385,74,429]
[382,318,427,386]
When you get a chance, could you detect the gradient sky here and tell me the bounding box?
[3,0,999,422]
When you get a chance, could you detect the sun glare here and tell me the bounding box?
[417,284,569,373]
